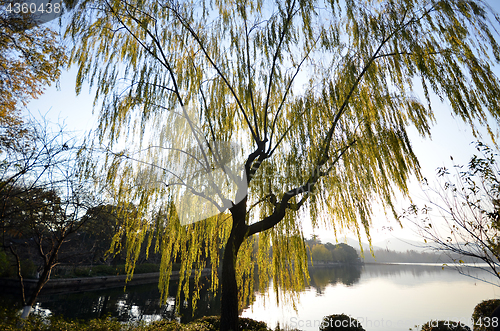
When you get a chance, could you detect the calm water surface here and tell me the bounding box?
[242,264,500,331]
[2,264,498,331]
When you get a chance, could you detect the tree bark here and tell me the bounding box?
[25,265,53,308]
[18,264,54,319]
[20,237,62,319]
[220,199,248,331]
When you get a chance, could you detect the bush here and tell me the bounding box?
[0,308,124,331]
[135,263,160,274]
[421,320,471,331]
[141,319,213,331]
[0,250,12,277]
[472,299,500,331]
[91,265,126,276]
[195,316,270,331]
[0,309,270,331]
[20,259,36,279]
[319,314,365,331]
[72,265,126,277]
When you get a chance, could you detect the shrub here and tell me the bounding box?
[0,309,272,331]
[142,320,216,331]
[421,320,471,331]
[135,263,160,274]
[472,300,500,331]
[20,259,36,278]
[319,314,365,331]
[0,250,12,277]
[72,265,126,277]
[139,320,186,331]
[92,265,126,276]
[0,308,125,331]
[195,316,270,331]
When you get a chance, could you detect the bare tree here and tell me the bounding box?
[0,118,101,318]
[401,142,500,286]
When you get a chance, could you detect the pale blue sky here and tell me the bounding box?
[24,1,500,246]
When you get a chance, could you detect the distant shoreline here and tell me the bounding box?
[0,268,212,295]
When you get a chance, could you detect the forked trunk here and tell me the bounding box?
[20,306,32,319]
[20,266,52,319]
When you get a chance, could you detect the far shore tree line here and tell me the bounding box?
[306,238,360,264]
[360,247,483,264]
[306,237,483,264]
[0,200,163,279]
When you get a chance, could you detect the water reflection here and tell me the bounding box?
[6,265,364,321]
[361,263,445,278]
[3,277,220,323]
[242,263,498,331]
[309,265,362,294]
[2,263,489,327]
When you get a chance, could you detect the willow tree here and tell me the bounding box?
[68,0,500,330]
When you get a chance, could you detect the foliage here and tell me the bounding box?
[79,205,124,262]
[78,204,139,265]
[66,0,500,329]
[307,241,360,263]
[320,314,365,331]
[194,316,270,331]
[401,142,500,285]
[420,321,471,331]
[0,307,124,331]
[73,264,127,277]
[0,308,270,331]
[472,299,500,331]
[19,259,36,278]
[141,320,212,331]
[0,0,67,150]
[312,244,332,262]
[328,243,359,263]
[0,249,10,277]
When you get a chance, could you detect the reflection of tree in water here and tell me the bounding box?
[32,276,220,323]
[309,265,362,294]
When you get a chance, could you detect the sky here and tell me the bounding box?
[23,0,500,248]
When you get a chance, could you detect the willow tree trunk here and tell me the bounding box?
[220,200,248,331]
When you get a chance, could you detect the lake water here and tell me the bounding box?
[242,264,500,331]
[2,263,498,331]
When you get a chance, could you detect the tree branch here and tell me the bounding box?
[263,0,298,142]
[164,2,259,143]
[247,139,356,237]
